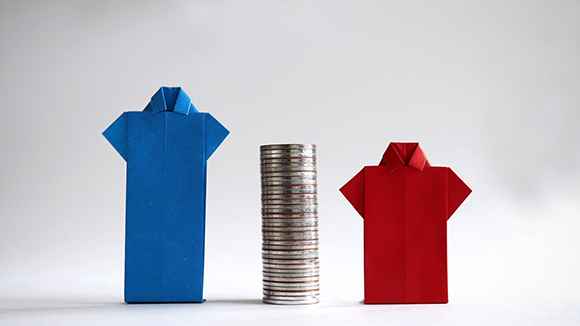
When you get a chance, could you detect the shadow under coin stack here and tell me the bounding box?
[260,144,320,305]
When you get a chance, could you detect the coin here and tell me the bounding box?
[262,220,318,226]
[262,265,319,272]
[262,257,319,265]
[262,213,318,219]
[262,224,318,231]
[262,244,318,250]
[262,240,319,247]
[262,262,319,269]
[262,195,317,202]
[262,207,317,214]
[263,300,319,305]
[262,270,319,278]
[263,281,320,288]
[263,290,320,296]
[260,170,316,177]
[261,187,317,195]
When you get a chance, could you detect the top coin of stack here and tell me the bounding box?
[260,144,319,305]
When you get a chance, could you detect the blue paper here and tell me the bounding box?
[103,87,229,303]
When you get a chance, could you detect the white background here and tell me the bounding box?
[1,0,579,325]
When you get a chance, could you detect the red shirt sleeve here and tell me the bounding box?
[447,168,472,220]
[340,167,366,219]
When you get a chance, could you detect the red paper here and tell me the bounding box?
[340,142,471,304]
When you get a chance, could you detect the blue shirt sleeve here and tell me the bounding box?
[205,113,229,159]
[103,112,128,161]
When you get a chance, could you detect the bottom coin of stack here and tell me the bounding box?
[261,144,319,305]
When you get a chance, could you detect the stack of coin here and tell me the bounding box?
[260,144,319,305]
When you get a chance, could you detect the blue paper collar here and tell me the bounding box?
[144,87,198,115]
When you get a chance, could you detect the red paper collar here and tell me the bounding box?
[379,142,429,172]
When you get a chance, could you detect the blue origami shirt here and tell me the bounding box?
[103,87,229,303]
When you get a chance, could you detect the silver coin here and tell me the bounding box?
[262,203,317,208]
[263,271,319,277]
[262,250,319,256]
[262,266,319,274]
[262,251,319,259]
[263,271,320,276]
[261,190,316,194]
[261,187,317,195]
[262,248,318,254]
[262,219,318,226]
[263,237,318,242]
[262,207,318,213]
[263,261,319,268]
[262,227,318,232]
[263,275,319,282]
[263,263,319,269]
[263,267,319,273]
[260,149,316,156]
[262,202,318,208]
[260,146,315,152]
[262,220,318,225]
[260,165,316,172]
[262,258,319,265]
[263,254,319,261]
[261,166,317,173]
[263,285,319,292]
[260,163,317,171]
[260,171,316,177]
[260,144,315,150]
[260,161,316,167]
[261,159,316,163]
[262,224,318,231]
[262,192,317,198]
[262,181,317,188]
[262,244,318,251]
[262,193,317,200]
[261,165,316,171]
[262,237,318,241]
[264,294,318,303]
[262,213,318,218]
[263,290,319,296]
[263,266,319,271]
[261,175,317,182]
[263,294,319,300]
[263,247,318,252]
[262,203,318,209]
[262,207,317,214]
[262,219,318,224]
[263,239,318,246]
[261,190,317,196]
[262,222,318,227]
[263,230,318,236]
[260,156,316,161]
[262,283,319,289]
[263,264,319,270]
[262,225,318,231]
[263,258,319,264]
[262,259,319,265]
[262,197,318,205]
[261,174,317,179]
[260,172,315,177]
[262,225,318,232]
[263,281,319,288]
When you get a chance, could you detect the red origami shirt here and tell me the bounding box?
[340,142,471,304]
